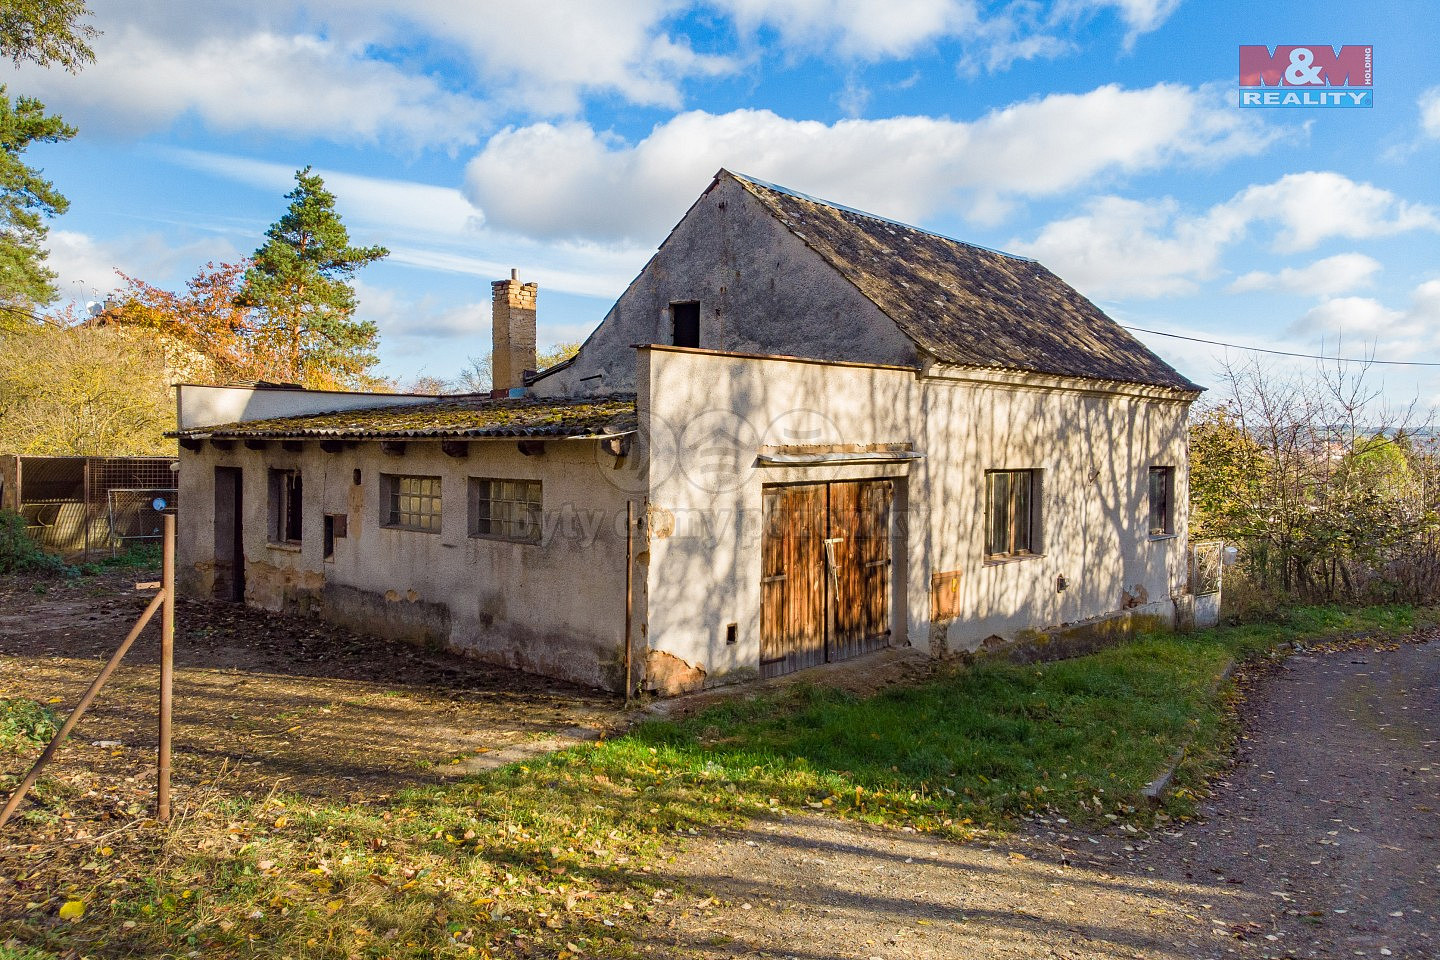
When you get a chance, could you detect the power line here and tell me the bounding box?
[1122,325,1440,367]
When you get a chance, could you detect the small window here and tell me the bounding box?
[469,477,542,543]
[268,469,302,544]
[671,301,700,348]
[985,469,1040,559]
[382,474,442,532]
[323,514,346,560]
[1148,466,1175,536]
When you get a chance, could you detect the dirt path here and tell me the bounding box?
[645,636,1440,959]
[0,572,623,803]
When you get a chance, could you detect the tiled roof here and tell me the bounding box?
[175,395,637,440]
[727,171,1201,393]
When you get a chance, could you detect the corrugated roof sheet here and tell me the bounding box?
[727,171,1201,393]
[175,395,637,440]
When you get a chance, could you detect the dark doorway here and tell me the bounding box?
[213,466,245,602]
[760,479,894,678]
[670,301,700,348]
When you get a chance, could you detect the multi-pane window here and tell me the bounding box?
[381,474,442,532]
[1148,466,1175,536]
[268,469,302,544]
[985,469,1039,559]
[469,478,542,543]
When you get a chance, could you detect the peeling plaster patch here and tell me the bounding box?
[645,649,706,696]
[245,560,326,613]
[647,506,676,540]
[1121,583,1149,609]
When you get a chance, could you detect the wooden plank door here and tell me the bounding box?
[761,479,893,677]
[827,480,893,664]
[760,484,827,678]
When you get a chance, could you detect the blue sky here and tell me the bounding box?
[11,0,1440,406]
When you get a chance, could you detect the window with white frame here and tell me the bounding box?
[468,477,542,543]
[381,474,442,532]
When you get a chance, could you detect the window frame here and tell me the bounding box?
[468,477,543,544]
[267,468,303,545]
[380,473,443,533]
[1148,465,1175,538]
[984,468,1041,561]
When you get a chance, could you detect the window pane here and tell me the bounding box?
[469,476,542,542]
[1149,467,1170,534]
[988,472,1009,555]
[1012,472,1030,553]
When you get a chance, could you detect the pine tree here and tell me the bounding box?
[0,87,75,328]
[241,167,388,388]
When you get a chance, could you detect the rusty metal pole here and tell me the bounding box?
[157,514,175,823]
[0,590,164,829]
[623,500,634,707]
[82,459,91,562]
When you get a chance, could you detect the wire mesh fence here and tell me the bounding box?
[107,488,180,548]
[1190,539,1223,597]
[6,456,178,558]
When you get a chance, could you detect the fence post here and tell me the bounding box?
[0,590,164,829]
[157,514,175,823]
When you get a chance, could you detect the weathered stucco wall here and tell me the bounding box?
[639,348,1195,691]
[638,346,920,691]
[176,438,639,690]
[533,175,916,398]
[920,365,1192,654]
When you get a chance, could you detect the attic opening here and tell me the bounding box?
[670,301,700,348]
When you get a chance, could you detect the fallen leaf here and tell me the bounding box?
[58,900,85,921]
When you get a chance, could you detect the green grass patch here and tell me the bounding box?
[77,542,163,574]
[3,605,1415,959]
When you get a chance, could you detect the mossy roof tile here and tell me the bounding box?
[177,395,637,440]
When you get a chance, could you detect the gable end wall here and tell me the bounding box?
[533,176,917,398]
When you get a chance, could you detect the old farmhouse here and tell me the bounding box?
[172,170,1212,696]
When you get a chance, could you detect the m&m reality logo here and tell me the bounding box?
[1238,45,1373,108]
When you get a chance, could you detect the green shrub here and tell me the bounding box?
[0,509,73,576]
[0,697,58,750]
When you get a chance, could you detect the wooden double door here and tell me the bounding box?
[760,479,894,678]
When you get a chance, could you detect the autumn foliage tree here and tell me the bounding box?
[103,260,260,382]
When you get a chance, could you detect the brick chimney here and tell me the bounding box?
[491,269,537,394]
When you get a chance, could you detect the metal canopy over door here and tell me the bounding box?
[760,479,893,678]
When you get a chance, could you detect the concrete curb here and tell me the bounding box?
[1142,658,1236,804]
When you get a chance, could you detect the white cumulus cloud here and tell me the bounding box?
[1420,86,1440,139]
[18,26,492,148]
[1014,173,1438,300]
[1012,196,1247,298]
[1224,172,1440,252]
[463,83,1273,244]
[1228,253,1382,297]
[1295,280,1440,347]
